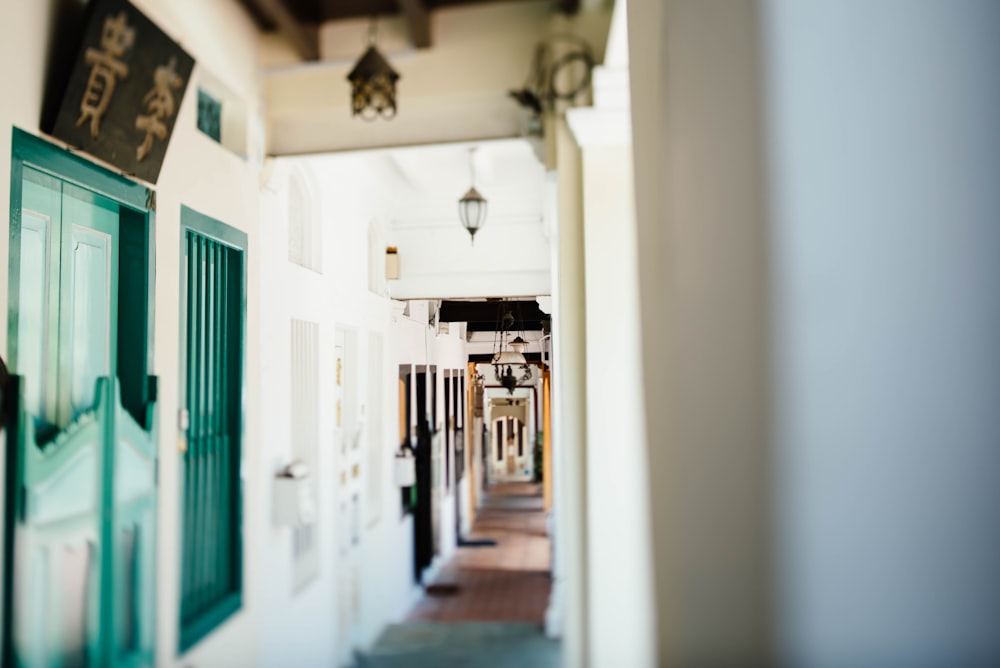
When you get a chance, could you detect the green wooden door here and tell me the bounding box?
[18,169,120,438]
[177,209,245,653]
[4,133,157,668]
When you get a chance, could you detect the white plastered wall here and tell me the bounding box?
[258,153,472,662]
[0,0,266,665]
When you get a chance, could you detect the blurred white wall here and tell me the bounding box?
[629,0,1000,664]
[764,1,1000,663]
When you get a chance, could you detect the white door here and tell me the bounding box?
[334,331,363,665]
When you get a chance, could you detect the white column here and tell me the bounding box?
[628,1,773,664]
[566,31,656,668]
[548,116,589,668]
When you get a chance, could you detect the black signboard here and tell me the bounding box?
[47,0,194,184]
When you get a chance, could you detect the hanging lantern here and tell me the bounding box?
[458,186,488,243]
[458,148,487,243]
[491,302,532,395]
[347,21,399,121]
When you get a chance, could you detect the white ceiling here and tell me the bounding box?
[299,137,552,300]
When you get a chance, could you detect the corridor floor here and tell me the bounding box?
[359,482,559,667]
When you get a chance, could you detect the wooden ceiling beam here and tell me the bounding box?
[243,0,320,61]
[555,0,580,15]
[439,300,548,332]
[396,0,431,48]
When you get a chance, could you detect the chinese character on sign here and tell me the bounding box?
[76,12,135,139]
[135,56,183,161]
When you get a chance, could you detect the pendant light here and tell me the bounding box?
[458,148,487,244]
[347,17,400,121]
[492,302,532,394]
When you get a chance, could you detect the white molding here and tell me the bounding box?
[566,107,633,148]
[593,66,631,110]
[389,214,544,230]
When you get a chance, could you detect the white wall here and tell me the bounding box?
[258,153,472,662]
[764,1,1000,664]
[256,161,338,668]
[0,0,265,665]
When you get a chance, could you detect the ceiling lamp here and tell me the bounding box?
[458,148,487,244]
[347,18,399,121]
[492,302,532,394]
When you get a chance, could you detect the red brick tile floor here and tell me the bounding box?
[406,481,552,623]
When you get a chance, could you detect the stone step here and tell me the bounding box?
[357,622,560,668]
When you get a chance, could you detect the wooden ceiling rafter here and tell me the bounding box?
[439,299,548,333]
[242,0,320,61]
[396,0,431,48]
[241,0,581,48]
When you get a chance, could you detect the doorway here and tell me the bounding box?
[3,129,157,667]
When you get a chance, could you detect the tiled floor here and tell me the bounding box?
[407,481,552,623]
[360,482,558,667]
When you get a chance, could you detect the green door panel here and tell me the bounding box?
[18,171,62,427]
[4,132,157,668]
[114,395,158,665]
[17,169,121,439]
[7,379,158,667]
[12,387,103,668]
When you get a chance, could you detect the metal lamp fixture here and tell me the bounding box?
[347,18,400,121]
[492,303,532,394]
[509,34,595,117]
[458,148,487,243]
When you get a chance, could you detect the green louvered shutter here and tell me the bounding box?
[178,213,245,652]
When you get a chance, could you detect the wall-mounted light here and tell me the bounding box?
[509,34,594,118]
[347,18,400,121]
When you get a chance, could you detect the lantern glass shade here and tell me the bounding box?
[492,349,526,366]
[347,45,400,121]
[509,336,527,354]
[458,186,488,241]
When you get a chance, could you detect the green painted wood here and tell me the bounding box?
[114,379,158,666]
[118,206,154,428]
[4,130,158,668]
[178,208,246,654]
[11,129,150,210]
[6,376,157,667]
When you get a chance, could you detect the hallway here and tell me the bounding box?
[361,482,558,666]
